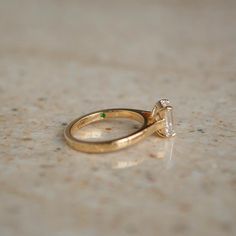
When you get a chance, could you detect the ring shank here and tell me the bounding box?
[70,109,145,135]
[64,109,163,153]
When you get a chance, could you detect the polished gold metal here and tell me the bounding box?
[64,99,175,153]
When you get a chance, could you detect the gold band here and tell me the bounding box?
[64,99,175,153]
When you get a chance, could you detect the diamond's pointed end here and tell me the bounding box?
[159,99,171,107]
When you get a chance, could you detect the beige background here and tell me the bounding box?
[0,0,236,236]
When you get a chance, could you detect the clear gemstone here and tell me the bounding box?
[160,99,170,107]
[157,99,175,137]
[163,107,175,137]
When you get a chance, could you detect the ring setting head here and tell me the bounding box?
[151,99,176,138]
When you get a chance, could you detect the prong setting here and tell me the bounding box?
[151,99,176,138]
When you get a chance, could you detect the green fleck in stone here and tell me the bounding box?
[100,112,106,118]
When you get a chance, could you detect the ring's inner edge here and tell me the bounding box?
[70,110,145,137]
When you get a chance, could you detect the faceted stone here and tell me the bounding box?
[157,99,175,137]
[160,99,170,107]
[163,107,175,137]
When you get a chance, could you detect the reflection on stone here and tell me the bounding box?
[163,139,175,169]
[112,139,175,169]
[112,160,143,169]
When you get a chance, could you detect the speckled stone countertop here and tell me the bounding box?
[0,0,236,236]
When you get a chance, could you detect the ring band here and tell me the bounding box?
[64,99,175,153]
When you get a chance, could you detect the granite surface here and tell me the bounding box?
[0,0,236,236]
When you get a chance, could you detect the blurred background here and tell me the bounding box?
[0,0,235,236]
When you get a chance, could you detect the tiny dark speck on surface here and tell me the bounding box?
[133,125,140,129]
[22,137,32,141]
[149,153,157,158]
[38,97,47,101]
[197,128,205,133]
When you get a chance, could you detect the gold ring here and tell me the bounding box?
[64,99,175,153]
